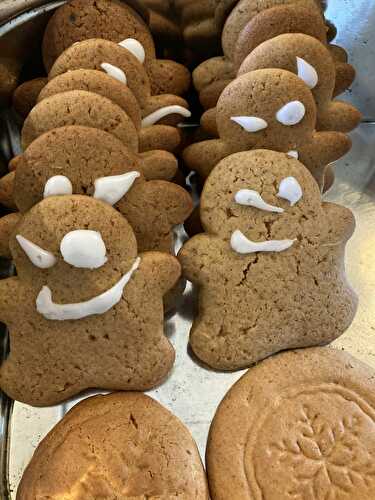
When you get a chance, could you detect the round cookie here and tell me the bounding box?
[12,78,48,118]
[21,90,139,151]
[38,69,142,130]
[18,392,209,499]
[178,149,357,370]
[207,347,375,500]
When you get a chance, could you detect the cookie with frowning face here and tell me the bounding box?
[0,195,180,406]
[178,149,357,370]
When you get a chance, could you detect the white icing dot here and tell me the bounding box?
[44,175,73,198]
[100,63,127,84]
[36,257,140,320]
[142,106,191,128]
[93,171,140,205]
[235,189,284,213]
[16,235,57,269]
[276,101,305,126]
[296,57,318,89]
[230,230,295,254]
[119,38,145,64]
[277,177,303,206]
[230,116,268,132]
[60,230,107,269]
[287,150,299,159]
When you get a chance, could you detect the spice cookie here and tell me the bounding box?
[12,78,48,119]
[18,392,209,499]
[178,150,357,370]
[184,69,351,189]
[48,38,191,152]
[0,195,180,406]
[42,0,190,96]
[207,347,375,500]
[201,34,361,137]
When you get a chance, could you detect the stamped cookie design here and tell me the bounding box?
[207,348,375,500]
[0,195,180,406]
[178,150,357,370]
[42,0,190,95]
[184,69,351,189]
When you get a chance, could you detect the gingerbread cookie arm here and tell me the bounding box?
[0,171,16,209]
[138,251,181,295]
[333,60,356,97]
[146,59,190,96]
[193,56,235,93]
[322,201,356,243]
[139,125,181,153]
[200,107,218,137]
[0,277,22,324]
[0,212,22,258]
[317,101,362,133]
[182,139,232,178]
[178,234,223,284]
[138,150,177,181]
[13,77,47,118]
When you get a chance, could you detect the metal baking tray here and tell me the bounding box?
[0,1,374,497]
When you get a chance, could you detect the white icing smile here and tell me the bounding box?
[141,106,191,127]
[230,230,295,254]
[100,63,127,84]
[36,257,141,320]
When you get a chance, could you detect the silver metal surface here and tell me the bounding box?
[0,1,374,498]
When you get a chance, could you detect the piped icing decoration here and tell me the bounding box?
[276,101,305,126]
[60,230,107,269]
[16,235,57,269]
[287,150,299,159]
[44,175,73,198]
[230,230,295,254]
[296,57,318,89]
[100,63,127,84]
[119,38,146,64]
[36,257,141,320]
[141,106,191,128]
[277,177,303,206]
[234,189,284,213]
[93,171,140,205]
[231,116,268,132]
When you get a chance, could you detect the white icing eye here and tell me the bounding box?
[296,57,318,89]
[230,230,295,254]
[16,235,57,269]
[287,150,299,159]
[93,171,140,205]
[277,177,303,206]
[235,189,283,213]
[119,38,145,64]
[100,63,127,84]
[60,230,107,269]
[142,106,191,128]
[44,175,73,198]
[276,101,305,126]
[230,116,268,132]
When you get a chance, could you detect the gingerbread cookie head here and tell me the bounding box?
[42,0,190,95]
[238,34,361,133]
[217,69,316,153]
[1,195,180,405]
[179,150,357,370]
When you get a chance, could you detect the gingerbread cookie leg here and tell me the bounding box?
[139,150,178,181]
[0,171,16,209]
[0,213,22,258]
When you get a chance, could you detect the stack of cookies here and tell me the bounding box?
[0,0,368,498]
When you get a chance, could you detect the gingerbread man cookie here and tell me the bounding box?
[42,0,191,96]
[179,150,357,370]
[207,347,375,500]
[0,195,180,406]
[184,69,351,189]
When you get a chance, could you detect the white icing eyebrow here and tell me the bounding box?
[60,230,107,269]
[235,189,284,213]
[16,235,57,269]
[296,57,318,89]
[93,171,140,205]
[230,230,295,254]
[141,106,191,127]
[100,63,127,84]
[44,175,73,198]
[119,38,145,64]
[277,177,303,206]
[276,101,305,126]
[230,116,268,132]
